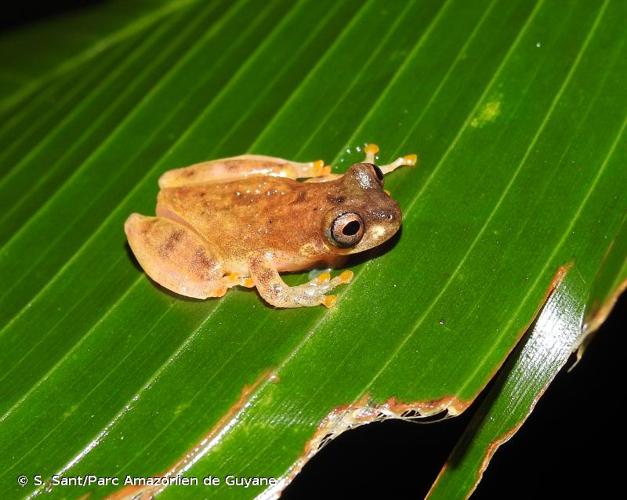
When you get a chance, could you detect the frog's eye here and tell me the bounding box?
[329,212,364,248]
[360,163,384,186]
[370,164,384,182]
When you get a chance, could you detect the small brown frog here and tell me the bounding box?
[125,144,416,308]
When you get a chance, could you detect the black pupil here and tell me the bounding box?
[343,220,360,236]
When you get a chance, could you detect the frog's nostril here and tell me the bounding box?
[370,208,397,221]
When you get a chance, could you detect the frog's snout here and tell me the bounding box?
[367,199,401,225]
[370,208,400,222]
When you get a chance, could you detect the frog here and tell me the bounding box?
[124,144,416,308]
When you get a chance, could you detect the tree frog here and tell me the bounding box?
[125,144,416,308]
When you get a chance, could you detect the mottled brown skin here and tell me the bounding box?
[157,167,400,272]
[125,149,415,308]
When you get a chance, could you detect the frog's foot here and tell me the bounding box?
[363,143,418,175]
[225,272,255,289]
[289,159,332,178]
[125,214,226,299]
[248,253,353,308]
[304,270,355,307]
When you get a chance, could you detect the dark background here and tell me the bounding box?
[1,1,104,31]
[3,3,624,499]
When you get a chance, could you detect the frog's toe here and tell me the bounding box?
[290,159,332,178]
[404,154,418,166]
[307,269,353,292]
[364,143,380,163]
[298,270,353,308]
[316,271,331,284]
[326,269,354,288]
[338,270,353,284]
[226,272,256,289]
[321,295,337,308]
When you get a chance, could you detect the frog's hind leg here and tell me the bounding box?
[363,143,418,175]
[125,213,235,299]
[248,252,353,308]
[158,155,332,188]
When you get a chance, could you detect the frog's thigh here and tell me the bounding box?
[125,214,226,299]
[159,155,331,188]
[247,253,352,308]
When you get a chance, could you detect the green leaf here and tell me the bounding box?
[582,214,627,336]
[0,0,625,498]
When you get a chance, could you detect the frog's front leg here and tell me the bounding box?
[159,154,332,188]
[125,214,251,299]
[248,252,353,308]
[363,143,418,175]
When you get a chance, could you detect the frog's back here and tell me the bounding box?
[157,176,332,258]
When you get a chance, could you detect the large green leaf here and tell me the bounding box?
[0,0,625,498]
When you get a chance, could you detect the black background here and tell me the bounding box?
[3,3,624,498]
[1,1,104,31]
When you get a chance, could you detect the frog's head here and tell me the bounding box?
[322,163,402,255]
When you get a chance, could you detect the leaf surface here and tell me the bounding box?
[0,0,625,498]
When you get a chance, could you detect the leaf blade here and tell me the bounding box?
[0,0,625,498]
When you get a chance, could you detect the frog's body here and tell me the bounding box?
[125,145,416,308]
